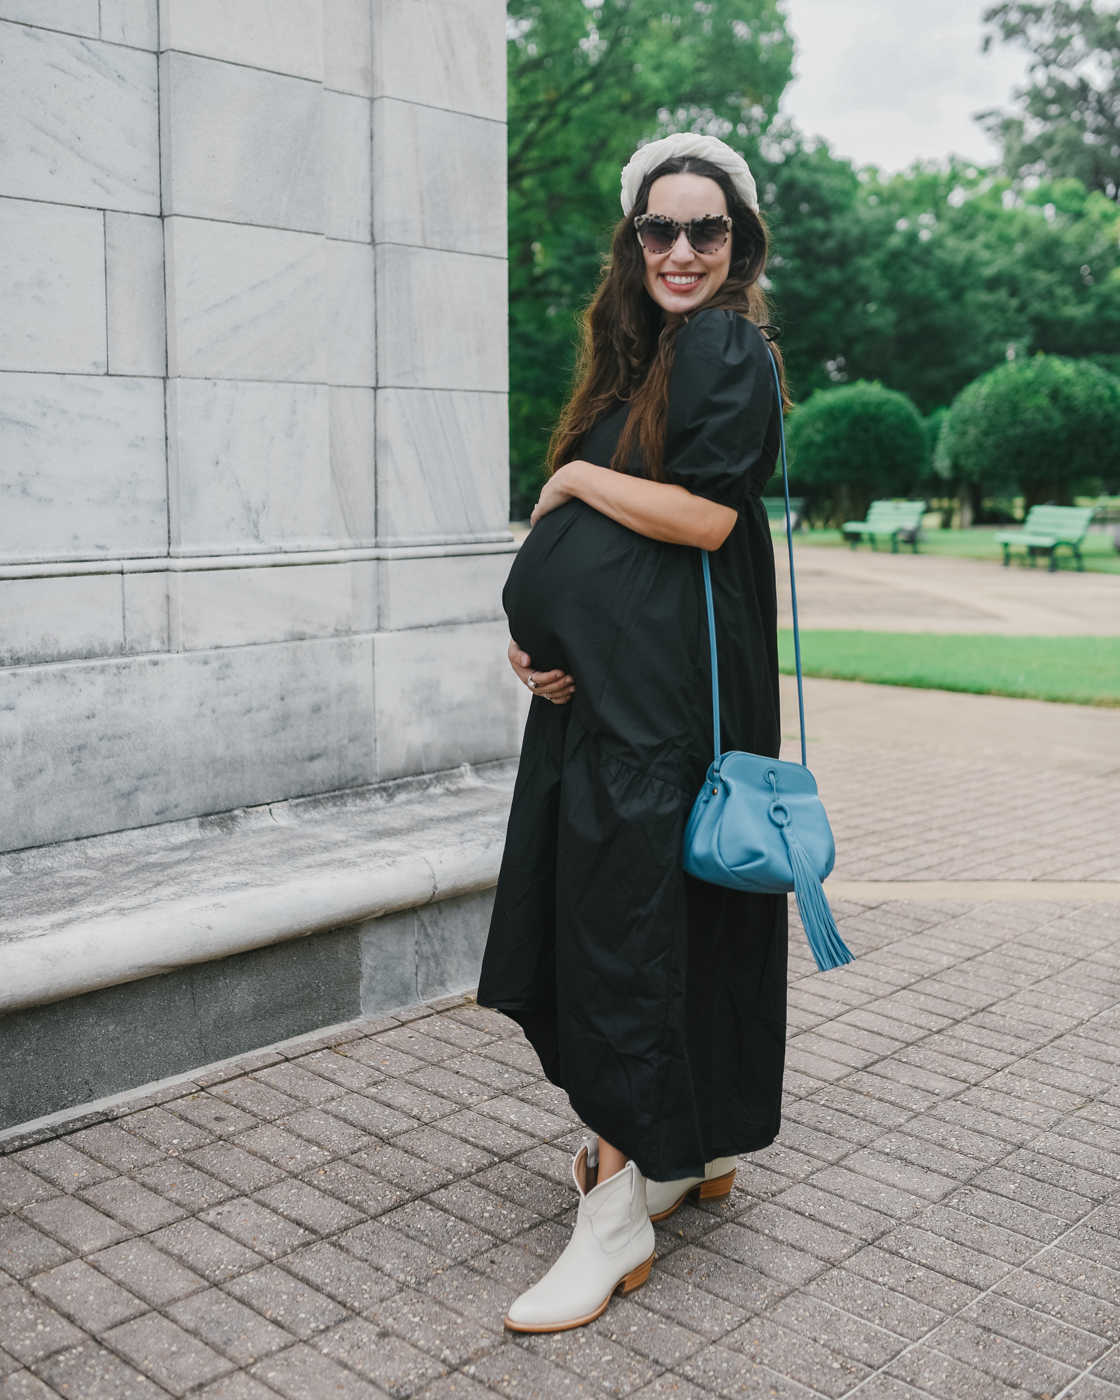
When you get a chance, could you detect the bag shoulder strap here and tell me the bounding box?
[702,343,807,769]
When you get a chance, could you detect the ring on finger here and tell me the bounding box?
[527,675,538,690]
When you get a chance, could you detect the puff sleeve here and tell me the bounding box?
[663,308,775,510]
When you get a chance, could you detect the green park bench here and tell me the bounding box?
[994,504,1096,572]
[763,496,805,531]
[841,500,926,553]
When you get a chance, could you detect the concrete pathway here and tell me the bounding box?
[778,543,1120,635]
[2,684,1119,1400]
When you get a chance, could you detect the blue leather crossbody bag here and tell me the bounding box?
[683,346,854,972]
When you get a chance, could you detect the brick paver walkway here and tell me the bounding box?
[814,747,1120,884]
[4,676,1120,1400]
[2,892,1118,1400]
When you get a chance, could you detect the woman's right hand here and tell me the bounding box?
[508,638,575,705]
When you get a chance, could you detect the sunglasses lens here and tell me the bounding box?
[691,219,729,253]
[640,218,677,254]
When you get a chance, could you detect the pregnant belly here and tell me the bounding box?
[504,500,701,749]
[504,499,628,675]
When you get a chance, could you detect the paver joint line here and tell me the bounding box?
[835,1194,1120,1399]
[1048,1341,1120,1400]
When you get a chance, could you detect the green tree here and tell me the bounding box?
[936,352,1120,507]
[981,1,1120,200]
[785,381,928,524]
[923,407,950,464]
[751,127,875,404]
[507,0,794,513]
[761,153,1120,412]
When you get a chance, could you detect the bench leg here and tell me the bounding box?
[1002,544,1010,566]
[1075,547,1084,573]
[848,534,858,551]
[890,534,898,554]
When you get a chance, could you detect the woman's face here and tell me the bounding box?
[640,173,732,314]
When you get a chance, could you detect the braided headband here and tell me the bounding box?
[620,134,758,217]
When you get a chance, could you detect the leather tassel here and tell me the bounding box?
[783,830,854,972]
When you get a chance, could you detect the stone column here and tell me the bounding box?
[0,0,521,853]
[369,0,517,779]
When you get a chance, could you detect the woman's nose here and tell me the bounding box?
[668,231,694,261]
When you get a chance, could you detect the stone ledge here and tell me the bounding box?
[0,759,516,1015]
[0,538,518,579]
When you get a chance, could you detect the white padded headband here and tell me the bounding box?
[620,134,759,216]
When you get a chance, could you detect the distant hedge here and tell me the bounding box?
[936,353,1120,506]
[786,381,927,523]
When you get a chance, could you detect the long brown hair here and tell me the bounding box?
[547,154,789,482]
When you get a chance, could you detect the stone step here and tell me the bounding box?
[0,761,515,1130]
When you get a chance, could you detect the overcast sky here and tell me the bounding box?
[778,0,1035,171]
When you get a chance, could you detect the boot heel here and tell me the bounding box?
[698,1167,736,1201]
[618,1253,653,1295]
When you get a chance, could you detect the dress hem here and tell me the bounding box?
[478,994,782,1180]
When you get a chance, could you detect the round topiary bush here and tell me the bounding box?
[936,354,1120,509]
[786,381,928,525]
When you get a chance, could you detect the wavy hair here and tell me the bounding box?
[547,154,789,482]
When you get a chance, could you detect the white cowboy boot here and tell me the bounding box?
[504,1138,656,1332]
[645,1156,738,1223]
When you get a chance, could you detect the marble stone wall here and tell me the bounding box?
[0,0,520,856]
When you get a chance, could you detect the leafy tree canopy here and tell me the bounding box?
[785,381,928,522]
[764,153,1120,413]
[935,352,1120,502]
[981,1,1120,199]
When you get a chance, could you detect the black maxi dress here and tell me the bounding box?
[477,307,788,1182]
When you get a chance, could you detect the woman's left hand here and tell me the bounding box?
[508,638,574,704]
[530,466,575,527]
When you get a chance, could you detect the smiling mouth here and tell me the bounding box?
[660,273,704,291]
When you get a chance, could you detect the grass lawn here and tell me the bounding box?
[782,526,1120,574]
[777,631,1120,707]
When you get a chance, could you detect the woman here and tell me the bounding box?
[477,133,789,1333]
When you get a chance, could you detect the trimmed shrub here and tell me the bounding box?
[786,381,928,524]
[937,353,1120,509]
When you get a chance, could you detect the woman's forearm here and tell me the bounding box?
[559,461,737,550]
